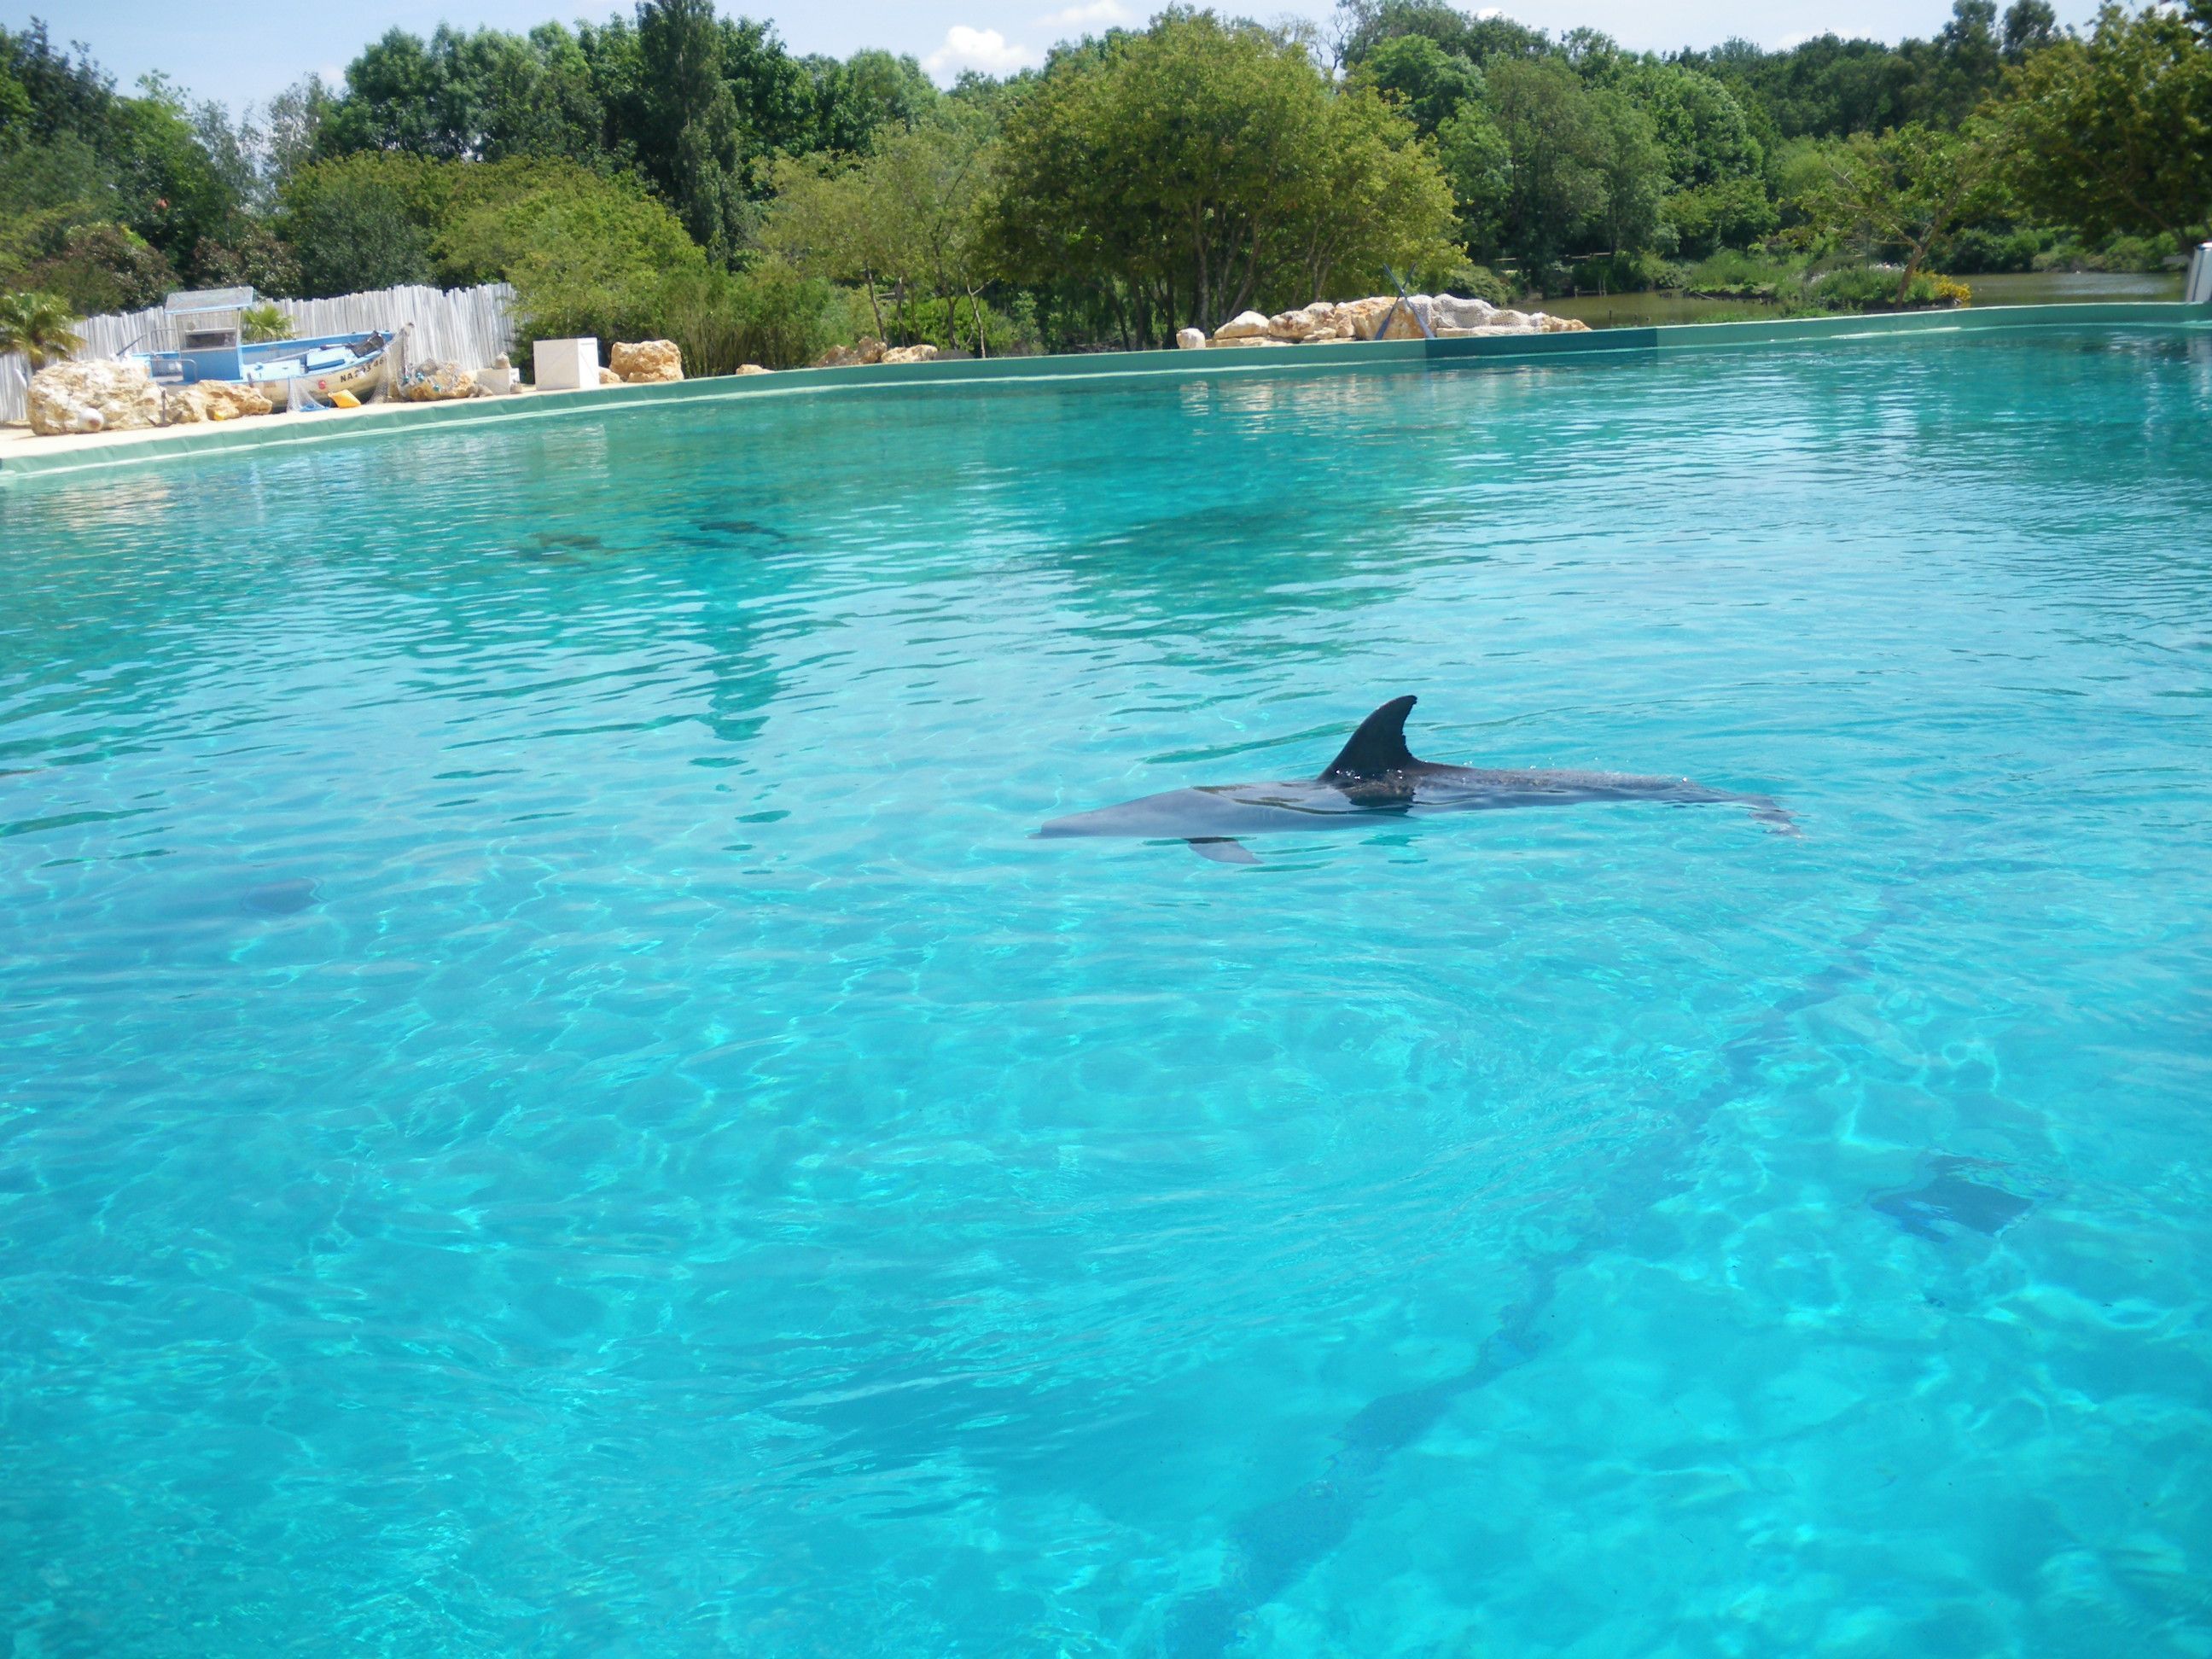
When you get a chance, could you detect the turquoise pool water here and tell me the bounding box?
[4,330,2210,1656]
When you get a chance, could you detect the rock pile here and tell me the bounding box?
[162,382,274,423]
[1193,294,1591,348]
[815,337,887,368]
[26,359,163,435]
[610,339,684,382]
[26,359,291,435]
[812,339,940,369]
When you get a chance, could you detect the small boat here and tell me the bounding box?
[127,287,398,409]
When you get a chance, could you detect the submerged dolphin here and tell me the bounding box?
[1037,695,1795,864]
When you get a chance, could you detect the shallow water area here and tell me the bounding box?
[3,329,2211,1656]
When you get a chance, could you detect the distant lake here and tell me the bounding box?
[1545,268,2187,329]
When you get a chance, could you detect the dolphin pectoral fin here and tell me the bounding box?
[1187,837,1260,865]
[1739,795,1801,836]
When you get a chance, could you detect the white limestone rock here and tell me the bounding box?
[1176,327,1208,350]
[881,343,940,364]
[1431,294,1499,329]
[1213,310,1272,341]
[609,338,684,382]
[1266,302,1338,341]
[26,358,161,437]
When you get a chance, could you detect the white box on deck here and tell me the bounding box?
[533,338,599,392]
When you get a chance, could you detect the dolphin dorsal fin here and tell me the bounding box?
[1318,696,1421,781]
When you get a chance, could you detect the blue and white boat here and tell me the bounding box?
[128,287,397,409]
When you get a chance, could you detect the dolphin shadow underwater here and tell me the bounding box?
[1038,695,1796,864]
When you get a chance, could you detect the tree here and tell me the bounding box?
[238,301,292,341]
[1435,102,1511,257]
[1583,88,1667,258]
[1621,62,1761,189]
[277,152,451,295]
[637,0,748,253]
[1280,83,1459,299]
[0,289,84,366]
[2000,1,2059,64]
[1338,1,1551,73]
[1996,3,2212,246]
[1473,56,1604,270]
[1918,0,2005,125]
[1358,34,1481,136]
[992,12,1454,341]
[762,114,999,349]
[1796,122,2000,300]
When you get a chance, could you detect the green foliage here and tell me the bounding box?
[1664,177,1778,259]
[1358,35,1482,137]
[1340,2,1551,73]
[1809,262,1970,310]
[239,302,293,341]
[0,212,176,313]
[1790,122,2001,300]
[192,218,303,296]
[637,0,749,253]
[617,259,842,371]
[1435,259,1512,305]
[0,288,85,367]
[278,153,449,296]
[2033,230,2180,271]
[1943,223,2043,272]
[4,0,2203,346]
[1620,62,1762,189]
[1578,247,1678,294]
[1461,57,1606,269]
[761,114,998,348]
[436,158,700,288]
[1997,3,2212,245]
[1683,247,1797,293]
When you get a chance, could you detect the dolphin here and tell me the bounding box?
[1036,696,1795,864]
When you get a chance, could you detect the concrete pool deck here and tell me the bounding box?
[3,300,2207,487]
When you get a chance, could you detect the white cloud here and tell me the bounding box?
[1040,0,1132,27]
[923,26,1041,80]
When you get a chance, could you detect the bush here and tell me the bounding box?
[648,261,844,373]
[511,259,847,375]
[1578,248,1676,294]
[6,218,176,314]
[1808,264,1969,311]
[1943,225,2043,274]
[278,154,451,297]
[1664,178,1778,260]
[1682,247,1794,295]
[190,219,301,296]
[239,302,293,341]
[1433,259,1512,305]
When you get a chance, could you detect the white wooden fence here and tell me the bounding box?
[0,282,517,423]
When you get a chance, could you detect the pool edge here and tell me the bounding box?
[4,300,2207,487]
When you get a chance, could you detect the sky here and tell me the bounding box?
[6,0,2111,112]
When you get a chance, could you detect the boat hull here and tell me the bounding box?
[253,349,390,409]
